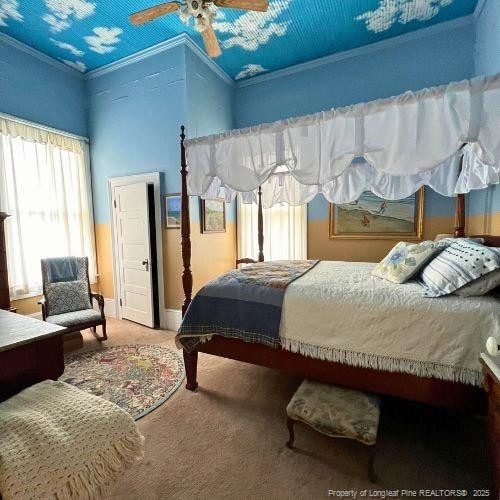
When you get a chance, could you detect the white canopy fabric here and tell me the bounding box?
[185,74,500,207]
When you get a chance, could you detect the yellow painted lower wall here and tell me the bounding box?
[95,223,115,298]
[164,221,236,310]
[308,215,457,263]
[12,295,43,315]
[92,220,237,311]
[467,211,500,236]
[80,211,500,317]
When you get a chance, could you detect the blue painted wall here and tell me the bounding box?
[0,39,86,136]
[234,23,476,221]
[469,0,500,218]
[184,48,235,222]
[86,45,188,223]
[474,0,500,77]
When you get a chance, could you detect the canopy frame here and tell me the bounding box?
[179,124,466,324]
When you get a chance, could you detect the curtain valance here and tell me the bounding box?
[185,74,500,206]
[0,117,84,154]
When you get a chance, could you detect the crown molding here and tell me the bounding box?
[85,34,187,79]
[0,31,84,79]
[85,33,232,85]
[182,35,233,86]
[473,0,487,19]
[236,15,474,89]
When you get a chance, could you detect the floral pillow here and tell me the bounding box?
[372,241,440,284]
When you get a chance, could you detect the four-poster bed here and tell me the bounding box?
[178,74,500,410]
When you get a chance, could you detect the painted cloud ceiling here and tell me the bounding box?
[0,0,477,79]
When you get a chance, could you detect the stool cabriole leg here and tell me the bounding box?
[286,417,295,449]
[368,446,378,483]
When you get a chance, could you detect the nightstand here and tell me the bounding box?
[480,352,500,499]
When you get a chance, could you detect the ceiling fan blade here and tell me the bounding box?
[202,26,222,58]
[214,0,268,12]
[129,2,180,25]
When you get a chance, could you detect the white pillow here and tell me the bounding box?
[454,268,500,297]
[372,241,441,284]
[420,240,500,297]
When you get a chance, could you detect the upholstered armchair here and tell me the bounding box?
[38,257,107,341]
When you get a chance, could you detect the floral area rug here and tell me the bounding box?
[62,344,185,420]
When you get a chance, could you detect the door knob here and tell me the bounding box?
[142,259,149,271]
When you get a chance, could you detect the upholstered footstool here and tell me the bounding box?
[286,380,381,483]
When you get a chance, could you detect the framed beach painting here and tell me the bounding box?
[329,188,424,240]
[164,194,181,229]
[200,198,226,233]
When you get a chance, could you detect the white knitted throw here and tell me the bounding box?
[0,380,144,500]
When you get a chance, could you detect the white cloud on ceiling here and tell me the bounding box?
[357,0,453,33]
[50,38,84,57]
[214,0,290,51]
[0,0,23,27]
[62,59,86,72]
[43,0,95,33]
[235,64,267,80]
[85,26,123,54]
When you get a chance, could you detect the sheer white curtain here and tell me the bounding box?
[237,196,307,261]
[0,118,96,299]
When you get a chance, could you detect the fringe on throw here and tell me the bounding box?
[280,337,483,387]
[54,430,145,500]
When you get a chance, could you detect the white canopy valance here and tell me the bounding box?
[185,74,500,206]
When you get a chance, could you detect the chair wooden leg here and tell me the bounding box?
[90,322,107,342]
[286,417,295,449]
[367,446,378,483]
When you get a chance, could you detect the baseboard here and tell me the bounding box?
[165,308,182,332]
[93,297,116,319]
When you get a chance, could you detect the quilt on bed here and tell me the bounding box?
[177,260,318,352]
[280,261,500,387]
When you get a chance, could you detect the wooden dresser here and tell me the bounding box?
[481,353,500,499]
[0,309,66,402]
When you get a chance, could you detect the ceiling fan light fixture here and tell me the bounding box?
[129,0,269,59]
[179,6,191,25]
[201,7,216,25]
[194,16,208,32]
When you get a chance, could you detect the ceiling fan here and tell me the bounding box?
[130,0,269,58]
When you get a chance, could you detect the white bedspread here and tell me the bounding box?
[280,261,500,386]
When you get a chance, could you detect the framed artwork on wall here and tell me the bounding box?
[329,188,424,240]
[200,198,226,233]
[164,194,181,229]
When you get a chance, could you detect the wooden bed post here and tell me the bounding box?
[180,125,198,391]
[257,185,264,262]
[454,194,466,238]
[454,147,466,238]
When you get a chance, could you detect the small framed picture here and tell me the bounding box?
[329,188,424,240]
[200,198,226,233]
[164,194,181,229]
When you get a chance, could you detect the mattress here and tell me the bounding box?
[279,261,500,386]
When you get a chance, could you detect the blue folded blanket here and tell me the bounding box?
[46,257,78,283]
[177,260,319,352]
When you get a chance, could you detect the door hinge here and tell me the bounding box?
[113,199,116,208]
[119,298,122,306]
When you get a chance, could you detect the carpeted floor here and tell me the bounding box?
[73,319,490,499]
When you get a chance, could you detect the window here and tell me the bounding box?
[0,116,96,299]
[237,196,307,261]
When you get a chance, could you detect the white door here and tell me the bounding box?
[113,183,154,327]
